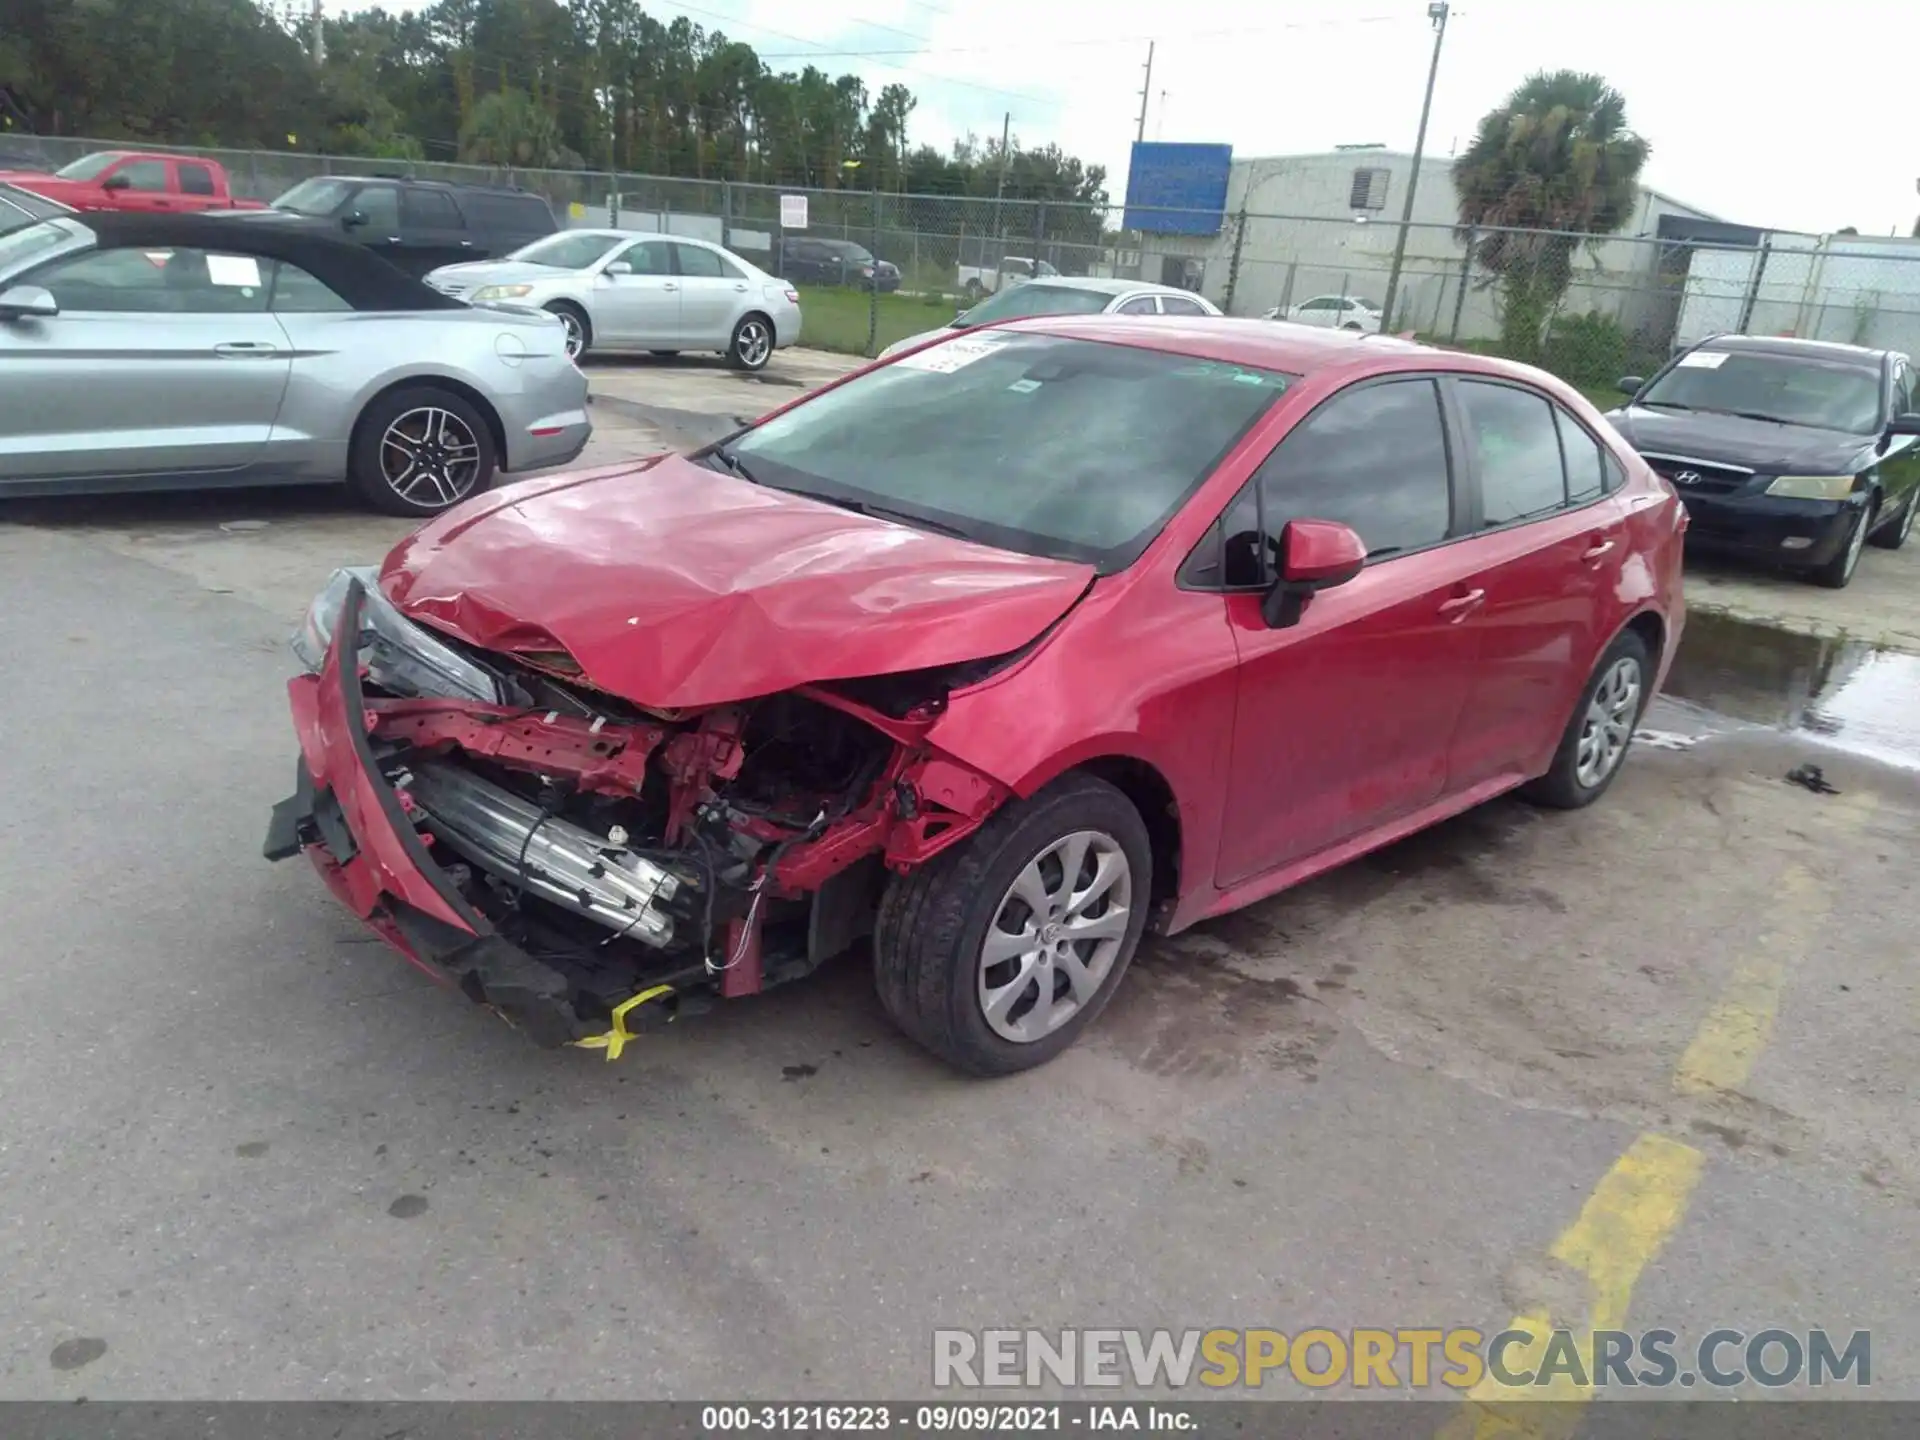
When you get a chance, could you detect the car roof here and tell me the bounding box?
[1696,334,1888,368]
[69,211,469,313]
[326,174,543,198]
[997,313,1550,383]
[1021,276,1182,296]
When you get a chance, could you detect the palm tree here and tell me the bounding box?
[458,87,568,169]
[1452,71,1650,361]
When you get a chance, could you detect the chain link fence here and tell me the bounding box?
[24,137,1920,391]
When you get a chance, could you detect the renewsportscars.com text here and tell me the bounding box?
[932,1327,1871,1391]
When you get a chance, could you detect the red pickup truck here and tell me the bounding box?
[0,150,268,214]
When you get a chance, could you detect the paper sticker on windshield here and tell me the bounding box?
[894,333,1008,373]
[207,254,263,288]
[1677,350,1728,368]
[1006,378,1041,394]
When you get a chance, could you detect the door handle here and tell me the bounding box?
[460,239,474,247]
[213,341,278,356]
[734,283,748,292]
[1582,538,1617,561]
[662,282,679,291]
[1438,588,1486,620]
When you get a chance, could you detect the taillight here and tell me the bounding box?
[783,287,799,304]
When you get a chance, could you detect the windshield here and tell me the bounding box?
[271,178,355,217]
[958,283,1121,328]
[0,217,90,275]
[724,332,1293,569]
[511,232,624,269]
[1641,350,1884,433]
[54,153,125,182]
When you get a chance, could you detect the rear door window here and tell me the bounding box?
[673,243,726,278]
[1457,380,1569,526]
[178,163,216,197]
[401,188,463,230]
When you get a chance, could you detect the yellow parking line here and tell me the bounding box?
[1438,787,1874,1436]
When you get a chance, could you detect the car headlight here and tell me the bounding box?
[291,566,503,703]
[1764,475,1857,500]
[472,283,534,301]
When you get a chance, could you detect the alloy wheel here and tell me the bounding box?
[979,830,1132,1044]
[556,310,585,358]
[1574,656,1643,789]
[1840,504,1869,580]
[379,406,482,510]
[735,318,772,369]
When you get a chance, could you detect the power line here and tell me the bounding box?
[749,13,1412,61]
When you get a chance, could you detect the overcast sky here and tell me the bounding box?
[393,0,1919,236]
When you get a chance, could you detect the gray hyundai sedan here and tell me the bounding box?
[0,212,590,516]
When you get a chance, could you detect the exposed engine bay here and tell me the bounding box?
[285,572,1017,1045]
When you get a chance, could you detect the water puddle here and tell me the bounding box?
[1653,609,1920,770]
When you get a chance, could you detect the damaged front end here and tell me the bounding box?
[265,571,1010,1055]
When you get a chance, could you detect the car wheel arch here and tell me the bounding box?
[349,375,507,470]
[1621,608,1667,677]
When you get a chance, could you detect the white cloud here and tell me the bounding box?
[391,0,1920,235]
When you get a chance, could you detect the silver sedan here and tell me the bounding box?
[879,275,1222,360]
[0,211,590,517]
[426,229,803,371]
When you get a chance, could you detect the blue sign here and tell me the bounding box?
[1122,142,1233,235]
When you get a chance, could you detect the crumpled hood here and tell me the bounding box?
[378,453,1096,710]
[1607,406,1877,474]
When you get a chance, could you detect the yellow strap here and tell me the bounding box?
[571,984,675,1061]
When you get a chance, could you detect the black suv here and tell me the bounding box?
[775,236,900,292]
[241,175,558,278]
[1607,336,1920,589]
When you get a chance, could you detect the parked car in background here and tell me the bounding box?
[776,236,899,292]
[958,254,1057,302]
[0,213,588,516]
[1607,335,1920,589]
[0,181,71,235]
[1265,294,1383,332]
[0,150,268,214]
[265,319,1681,1077]
[236,175,558,278]
[427,228,801,371]
[878,276,1220,360]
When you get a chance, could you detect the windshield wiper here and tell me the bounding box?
[1722,410,1792,425]
[803,492,974,539]
[702,446,762,484]
[1638,400,1693,410]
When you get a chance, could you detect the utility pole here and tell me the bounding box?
[993,110,1011,257]
[310,0,325,64]
[1135,42,1155,145]
[1378,1,1449,335]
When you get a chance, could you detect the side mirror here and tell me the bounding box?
[0,284,58,320]
[1259,518,1367,629]
[1617,375,1645,396]
[100,173,131,192]
[342,210,368,230]
[605,260,632,276]
[1886,412,1920,438]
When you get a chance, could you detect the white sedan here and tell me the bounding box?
[1264,294,1383,332]
[426,229,802,371]
[879,276,1220,360]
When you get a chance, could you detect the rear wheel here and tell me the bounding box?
[347,385,498,518]
[964,278,984,302]
[874,774,1151,1076]
[1869,485,1916,550]
[727,313,774,371]
[543,301,589,360]
[1520,629,1650,811]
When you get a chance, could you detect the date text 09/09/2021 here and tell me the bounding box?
[700,1405,1194,1432]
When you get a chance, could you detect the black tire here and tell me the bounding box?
[346,385,499,519]
[1520,628,1652,811]
[963,278,984,302]
[1810,498,1873,587]
[544,301,590,359]
[1341,321,1364,331]
[727,312,775,372]
[1869,485,1916,550]
[873,773,1152,1077]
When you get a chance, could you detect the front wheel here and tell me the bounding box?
[727,313,774,371]
[873,774,1151,1076]
[1869,485,1916,551]
[544,302,589,360]
[346,386,498,518]
[1811,500,1872,587]
[1520,629,1651,810]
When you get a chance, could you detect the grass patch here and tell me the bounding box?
[796,285,955,358]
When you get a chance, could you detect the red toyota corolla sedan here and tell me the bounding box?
[265,317,1685,1075]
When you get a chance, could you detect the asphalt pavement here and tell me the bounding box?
[3,352,1918,1417]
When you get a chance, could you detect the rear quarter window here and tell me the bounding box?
[460,192,555,233]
